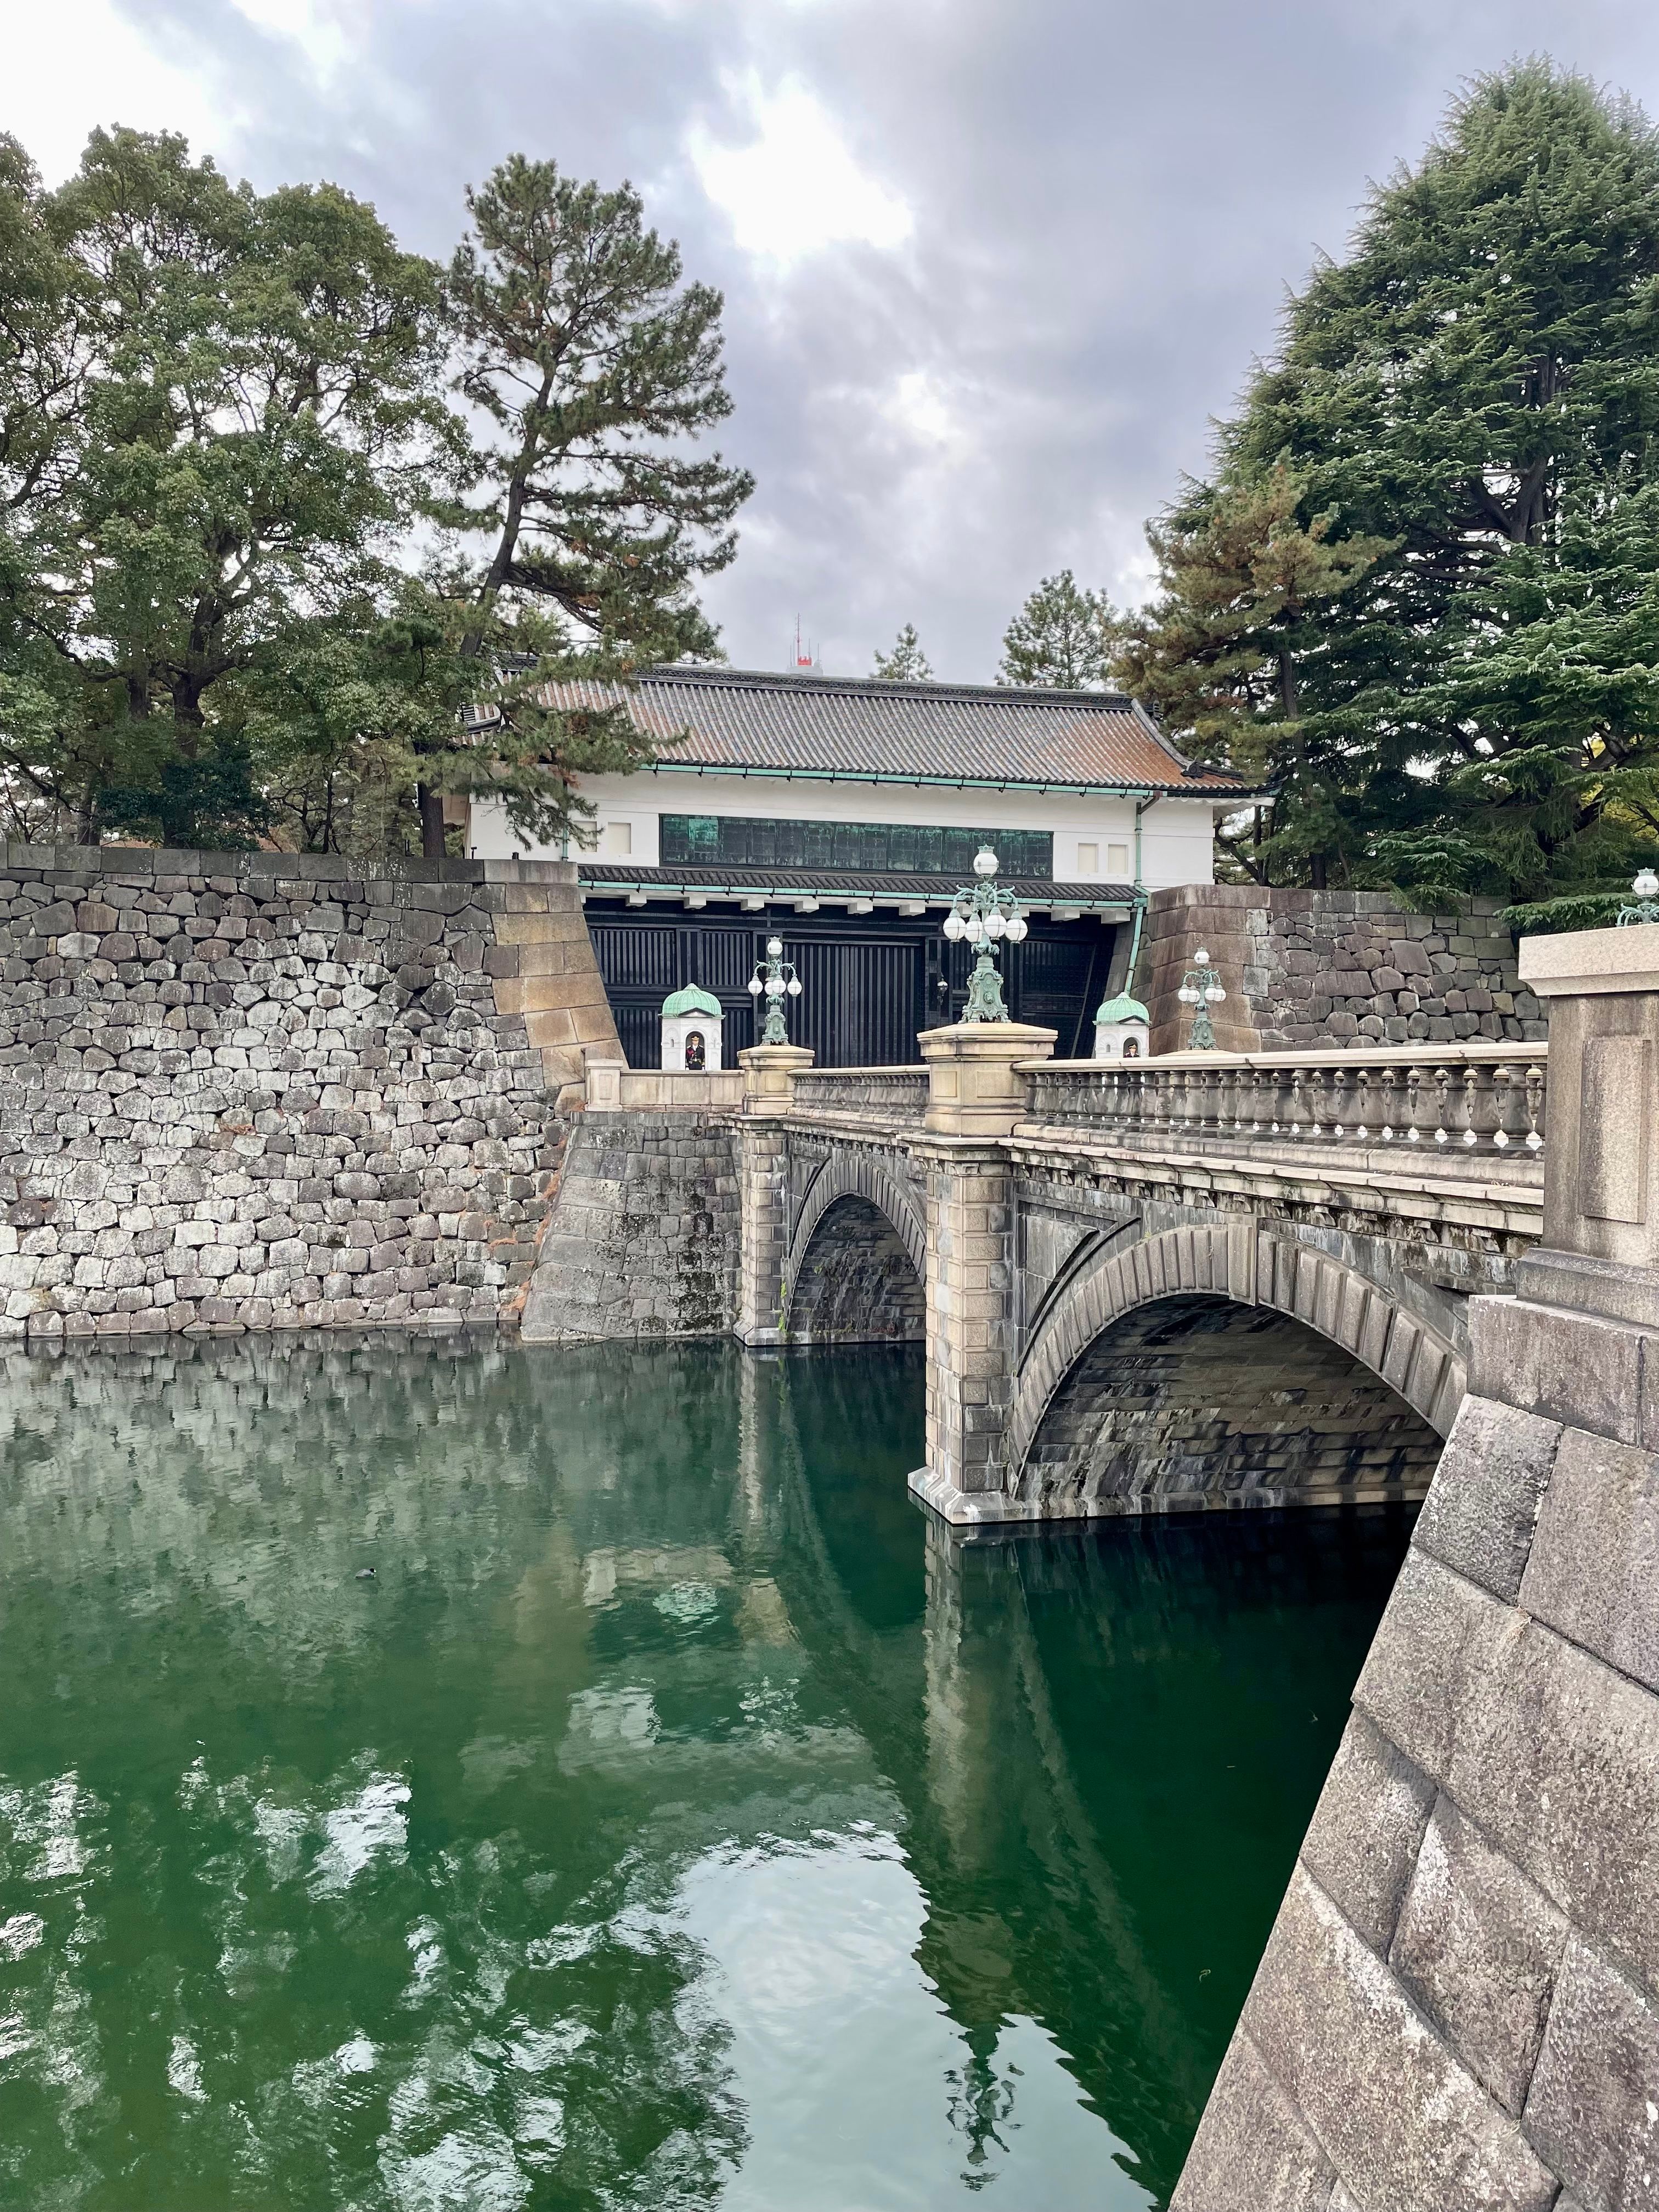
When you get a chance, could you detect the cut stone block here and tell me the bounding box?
[1171,2032,1335,2211]
[1414,1395,1561,1602]
[1523,1938,1659,2211]
[1520,1424,1659,1695]
[1390,1795,1567,2117]
[1300,1710,1435,1956]
[1242,1866,1558,2212]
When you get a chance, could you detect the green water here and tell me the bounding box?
[0,1336,1412,2210]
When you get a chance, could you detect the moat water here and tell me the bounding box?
[0,1336,1412,2210]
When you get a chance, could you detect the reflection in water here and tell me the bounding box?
[0,1335,1409,2208]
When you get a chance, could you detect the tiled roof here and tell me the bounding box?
[577,864,1132,907]
[515,667,1251,795]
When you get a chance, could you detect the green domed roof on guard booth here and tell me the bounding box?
[661,984,723,1019]
[1094,990,1149,1025]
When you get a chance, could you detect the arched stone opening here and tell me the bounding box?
[787,1194,926,1345]
[1019,1295,1443,1516]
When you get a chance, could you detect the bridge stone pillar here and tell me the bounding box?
[912,1023,1055,1513]
[1176,922,1659,2212]
[734,1043,814,1348]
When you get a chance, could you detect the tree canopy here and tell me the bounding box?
[997,569,1122,688]
[872,622,933,681]
[0,131,750,854]
[1123,60,1659,913]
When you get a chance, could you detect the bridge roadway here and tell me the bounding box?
[730,1034,1548,1525]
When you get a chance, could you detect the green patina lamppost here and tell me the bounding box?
[1176,946,1227,1050]
[747,934,803,1043]
[1618,867,1659,926]
[941,848,1029,1021]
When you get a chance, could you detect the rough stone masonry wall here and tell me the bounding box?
[520,1109,741,1340]
[0,845,619,1337]
[1142,885,1543,1057]
[1175,1306,1659,2211]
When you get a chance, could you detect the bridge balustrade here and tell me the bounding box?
[788,1066,932,1122]
[1016,1042,1548,1155]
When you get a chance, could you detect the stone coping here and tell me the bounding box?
[1519,918,1659,995]
[0,842,577,886]
[1021,1042,1550,1073]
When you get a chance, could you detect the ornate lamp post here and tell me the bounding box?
[941,847,1029,1023]
[1176,946,1227,1050]
[747,935,803,1044]
[1618,867,1659,927]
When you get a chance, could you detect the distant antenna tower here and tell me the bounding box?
[792,617,816,671]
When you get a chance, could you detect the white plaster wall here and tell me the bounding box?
[472,778,1222,890]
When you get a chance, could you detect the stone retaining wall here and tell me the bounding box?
[1142,886,1541,1056]
[520,1110,741,1341]
[0,845,619,1336]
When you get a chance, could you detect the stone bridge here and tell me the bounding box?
[727,1029,1547,1526]
[540,921,1659,2207]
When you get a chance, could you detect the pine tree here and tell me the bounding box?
[403,157,754,856]
[1127,61,1659,910]
[997,569,1122,688]
[872,623,932,681]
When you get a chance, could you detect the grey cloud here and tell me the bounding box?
[68,0,1659,676]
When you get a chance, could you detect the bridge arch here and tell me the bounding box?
[1007,1226,1463,1509]
[784,1152,926,1345]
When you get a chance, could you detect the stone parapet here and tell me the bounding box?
[584,1063,745,1113]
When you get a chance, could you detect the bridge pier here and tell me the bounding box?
[913,1023,1056,1513]
[733,1043,814,1348]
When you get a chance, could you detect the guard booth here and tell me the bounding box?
[659,984,725,1072]
[1092,989,1151,1062]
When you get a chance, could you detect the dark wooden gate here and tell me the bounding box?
[586,908,1115,1068]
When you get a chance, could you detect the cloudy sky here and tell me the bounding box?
[10,0,1659,679]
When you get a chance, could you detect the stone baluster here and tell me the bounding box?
[1262,1062,1294,1138]
[1191,1060,1218,1137]
[1243,1066,1266,1137]
[1353,1063,1376,1141]
[1113,1066,1133,1136]
[1431,1064,1453,1146]
[1327,1060,1355,1143]
[1489,1061,1530,1152]
[1524,1060,1546,1150]
[1286,1065,1309,1137]
[1403,1064,1426,1143]
[1459,1062,1500,1149]
[1305,1064,1330,1137]
[1224,1065,1248,1136]
[1377,1063,1401,1141]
